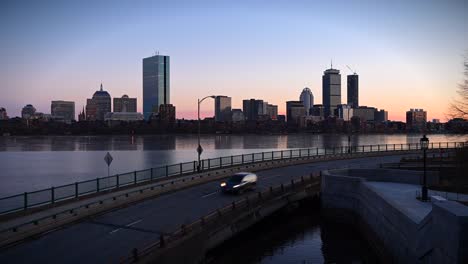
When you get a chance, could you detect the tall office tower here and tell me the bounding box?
[215,96,232,122]
[86,83,111,121]
[21,104,36,119]
[299,87,314,115]
[347,74,359,108]
[143,54,170,120]
[51,100,75,123]
[286,101,306,126]
[242,99,265,121]
[322,67,341,118]
[114,95,137,112]
[406,109,427,131]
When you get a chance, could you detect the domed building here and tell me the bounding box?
[85,83,111,121]
[299,87,314,116]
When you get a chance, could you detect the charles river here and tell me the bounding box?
[1,133,466,263]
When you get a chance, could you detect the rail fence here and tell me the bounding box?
[123,172,322,263]
[0,141,465,215]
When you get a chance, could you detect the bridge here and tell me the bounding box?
[0,142,464,263]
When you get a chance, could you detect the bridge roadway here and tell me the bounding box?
[0,154,416,263]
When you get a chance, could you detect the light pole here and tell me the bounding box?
[197,95,216,172]
[420,135,429,201]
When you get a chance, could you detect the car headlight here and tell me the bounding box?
[233,184,240,188]
[220,182,226,187]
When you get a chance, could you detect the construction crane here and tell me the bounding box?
[346,65,357,75]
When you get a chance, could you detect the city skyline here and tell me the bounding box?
[1,0,467,121]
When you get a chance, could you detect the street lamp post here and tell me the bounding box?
[197,95,216,172]
[420,135,429,201]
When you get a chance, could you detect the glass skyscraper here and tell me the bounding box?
[143,55,170,120]
[322,68,341,118]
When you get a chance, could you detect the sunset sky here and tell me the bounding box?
[1,0,467,121]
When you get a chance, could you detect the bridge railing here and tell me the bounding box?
[0,141,465,215]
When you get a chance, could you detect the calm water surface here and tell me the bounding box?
[0,134,466,196]
[206,203,378,264]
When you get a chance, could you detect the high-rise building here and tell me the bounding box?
[286,101,306,126]
[51,100,75,123]
[86,84,111,121]
[406,109,427,131]
[322,67,341,118]
[143,54,170,120]
[0,107,8,120]
[215,96,232,122]
[242,99,266,121]
[299,87,314,115]
[114,95,137,112]
[266,104,278,120]
[347,74,359,108]
[21,104,36,119]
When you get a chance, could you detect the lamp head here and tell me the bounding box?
[420,135,429,150]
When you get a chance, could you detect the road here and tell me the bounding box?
[0,154,415,263]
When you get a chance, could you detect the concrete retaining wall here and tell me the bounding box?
[321,169,468,264]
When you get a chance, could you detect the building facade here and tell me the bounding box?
[347,74,359,108]
[286,101,306,126]
[51,100,75,123]
[243,99,267,121]
[114,95,137,113]
[231,109,245,122]
[337,104,353,121]
[322,68,341,118]
[86,84,111,121]
[406,109,427,131]
[374,109,388,123]
[267,104,278,120]
[157,104,176,123]
[143,54,170,120]
[353,106,377,122]
[21,104,36,119]
[215,96,232,122]
[299,87,314,115]
[0,107,8,120]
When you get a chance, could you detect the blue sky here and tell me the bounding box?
[1,0,467,120]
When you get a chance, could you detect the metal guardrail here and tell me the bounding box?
[0,141,465,215]
[123,172,322,263]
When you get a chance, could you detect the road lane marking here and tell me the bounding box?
[109,219,142,234]
[202,190,219,198]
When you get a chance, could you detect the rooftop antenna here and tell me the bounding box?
[346,65,357,75]
[330,59,333,69]
[100,83,103,91]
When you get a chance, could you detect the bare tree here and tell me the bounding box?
[450,53,468,119]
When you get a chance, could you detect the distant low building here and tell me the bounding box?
[156,104,176,123]
[353,106,377,122]
[104,112,144,123]
[336,104,353,121]
[311,104,324,118]
[266,104,278,120]
[21,104,36,119]
[51,100,75,124]
[86,84,111,121]
[0,107,8,120]
[114,95,137,113]
[286,101,305,126]
[406,108,427,132]
[374,109,388,123]
[231,109,245,122]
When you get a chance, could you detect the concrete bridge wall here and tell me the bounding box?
[321,169,468,263]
